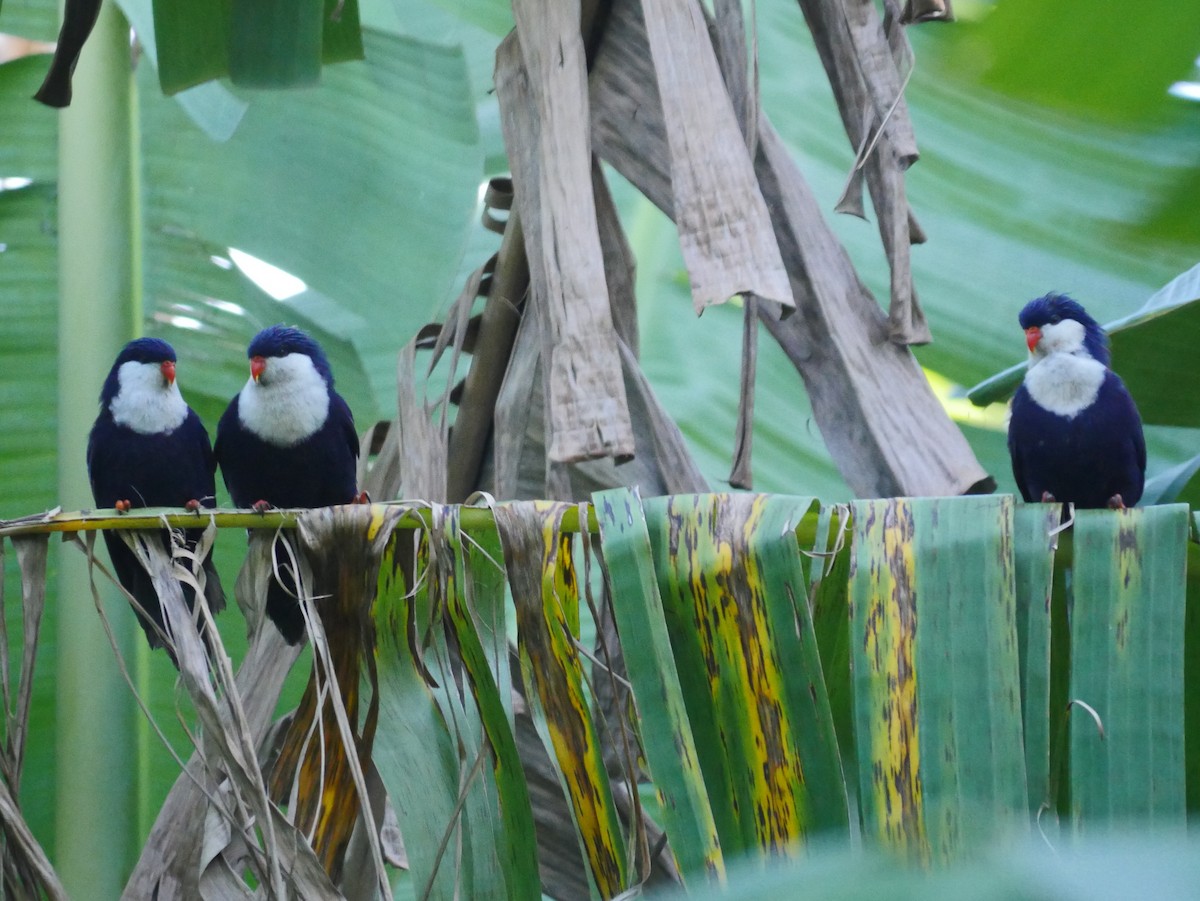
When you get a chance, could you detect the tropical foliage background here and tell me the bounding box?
[1,0,1199,896]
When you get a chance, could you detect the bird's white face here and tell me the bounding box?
[109,360,188,435]
[237,352,330,447]
[1027,318,1086,360]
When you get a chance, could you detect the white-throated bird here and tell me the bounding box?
[1008,293,1145,509]
[87,338,225,659]
[217,327,370,875]
[215,325,359,643]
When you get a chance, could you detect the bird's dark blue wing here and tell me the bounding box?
[1098,372,1145,507]
[212,394,236,470]
[175,409,218,507]
[86,414,118,505]
[215,394,254,507]
[331,391,359,459]
[1007,386,1039,502]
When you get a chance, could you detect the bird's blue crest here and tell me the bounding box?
[247,325,334,385]
[1018,293,1110,366]
[100,338,177,403]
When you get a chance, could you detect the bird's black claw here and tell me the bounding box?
[355,491,371,505]
[1107,494,1126,511]
[1040,491,1057,504]
[115,499,132,514]
[252,499,273,514]
[184,499,202,513]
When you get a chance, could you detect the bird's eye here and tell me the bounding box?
[1048,314,1061,325]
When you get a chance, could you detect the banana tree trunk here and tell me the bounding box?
[54,3,141,895]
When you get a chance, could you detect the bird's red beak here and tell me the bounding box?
[161,360,176,385]
[1024,326,1042,353]
[250,356,266,382]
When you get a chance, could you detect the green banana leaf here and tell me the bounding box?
[1011,504,1063,814]
[651,832,1200,901]
[962,0,1200,126]
[2,493,1198,892]
[848,496,1028,863]
[1068,506,1189,827]
[594,487,726,887]
[639,493,848,853]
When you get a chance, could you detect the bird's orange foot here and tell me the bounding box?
[252,499,273,514]
[115,499,132,513]
[355,491,371,505]
[1040,491,1057,504]
[1107,494,1127,511]
[184,499,202,513]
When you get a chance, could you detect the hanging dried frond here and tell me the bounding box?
[639,0,793,313]
[588,0,990,497]
[498,2,635,466]
[808,0,930,343]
